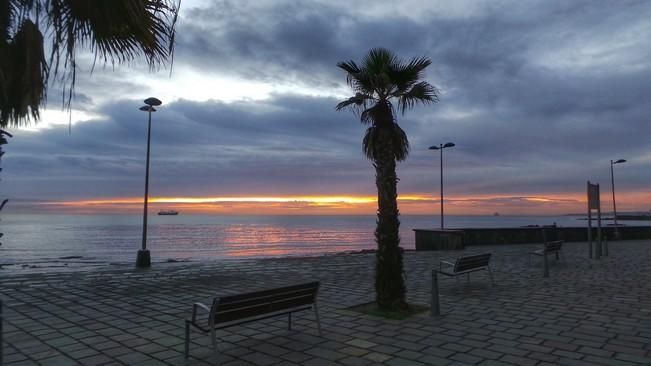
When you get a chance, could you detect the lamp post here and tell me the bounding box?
[136,97,162,268]
[610,159,626,239]
[429,142,455,230]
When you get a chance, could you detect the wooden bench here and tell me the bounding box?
[184,281,322,358]
[438,253,494,285]
[528,240,564,264]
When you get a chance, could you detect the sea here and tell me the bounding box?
[0,214,646,272]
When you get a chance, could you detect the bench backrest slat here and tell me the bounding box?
[212,282,319,324]
[454,253,491,272]
[544,240,563,252]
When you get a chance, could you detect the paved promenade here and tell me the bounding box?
[2,240,651,365]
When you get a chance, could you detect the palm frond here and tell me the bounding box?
[337,60,360,87]
[391,123,409,161]
[1,0,12,42]
[362,125,378,160]
[47,0,179,107]
[397,81,439,115]
[336,92,367,109]
[390,56,431,95]
[362,123,410,161]
[0,0,180,127]
[337,60,379,96]
[0,19,46,127]
[360,100,393,126]
[363,48,396,75]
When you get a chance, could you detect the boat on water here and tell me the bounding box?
[158,210,179,216]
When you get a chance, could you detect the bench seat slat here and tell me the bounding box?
[455,254,491,273]
[439,266,487,276]
[217,288,316,311]
[530,240,563,256]
[214,295,315,324]
[213,305,314,329]
[209,282,319,326]
[218,282,318,304]
[437,253,494,285]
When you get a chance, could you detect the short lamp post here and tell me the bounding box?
[429,142,455,230]
[136,97,162,268]
[610,158,626,239]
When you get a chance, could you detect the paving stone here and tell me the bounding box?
[498,354,539,366]
[450,352,484,364]
[338,356,371,366]
[385,357,425,366]
[3,240,651,366]
[583,355,636,365]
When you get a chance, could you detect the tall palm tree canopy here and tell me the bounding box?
[336,47,439,161]
[0,0,180,128]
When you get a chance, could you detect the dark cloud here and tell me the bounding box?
[2,95,376,200]
[2,0,651,212]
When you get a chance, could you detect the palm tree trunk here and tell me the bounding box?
[374,128,407,311]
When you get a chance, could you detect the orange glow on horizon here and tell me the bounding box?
[49,195,431,206]
[24,191,651,215]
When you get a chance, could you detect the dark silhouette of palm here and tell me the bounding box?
[0,0,180,128]
[337,48,439,310]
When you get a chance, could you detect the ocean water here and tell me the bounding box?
[0,214,642,270]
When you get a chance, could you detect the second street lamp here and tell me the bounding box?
[136,97,162,269]
[429,142,455,230]
[610,158,626,238]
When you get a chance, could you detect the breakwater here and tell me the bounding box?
[415,226,651,249]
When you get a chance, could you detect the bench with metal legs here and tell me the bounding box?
[528,240,564,265]
[438,253,494,286]
[184,281,322,360]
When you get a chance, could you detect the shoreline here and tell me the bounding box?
[3,235,648,276]
[0,247,381,276]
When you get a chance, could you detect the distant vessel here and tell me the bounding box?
[158,210,179,216]
[493,212,500,216]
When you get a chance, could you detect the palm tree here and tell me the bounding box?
[0,0,180,128]
[337,48,439,311]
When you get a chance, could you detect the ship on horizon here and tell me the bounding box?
[158,210,179,216]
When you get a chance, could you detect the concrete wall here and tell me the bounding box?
[415,226,651,247]
[463,226,651,245]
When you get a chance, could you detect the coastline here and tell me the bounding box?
[0,247,380,276]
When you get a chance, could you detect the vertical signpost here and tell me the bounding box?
[587,181,602,259]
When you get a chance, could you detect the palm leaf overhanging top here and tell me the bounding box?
[336,48,439,124]
[337,47,439,162]
[0,0,180,127]
[336,47,439,119]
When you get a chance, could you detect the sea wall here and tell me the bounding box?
[415,226,651,248]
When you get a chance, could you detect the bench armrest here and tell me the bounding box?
[439,260,455,271]
[191,302,211,323]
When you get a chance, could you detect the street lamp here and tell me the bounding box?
[610,159,626,237]
[429,142,455,230]
[136,97,162,268]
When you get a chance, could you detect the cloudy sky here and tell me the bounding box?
[3,0,651,215]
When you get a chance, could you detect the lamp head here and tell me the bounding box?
[614,159,626,164]
[428,145,440,150]
[144,97,162,106]
[443,142,455,148]
[139,105,156,112]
